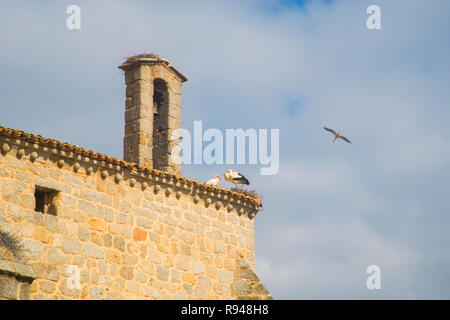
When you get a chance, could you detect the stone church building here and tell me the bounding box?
[0,54,271,300]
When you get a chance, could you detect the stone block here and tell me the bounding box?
[182,272,196,285]
[133,227,147,241]
[22,238,43,259]
[156,266,169,281]
[33,226,53,244]
[136,217,151,229]
[84,242,104,259]
[192,262,205,275]
[19,282,31,300]
[88,218,107,231]
[120,266,134,280]
[39,280,56,294]
[113,236,125,252]
[47,248,66,264]
[197,275,212,290]
[63,238,81,254]
[44,214,58,233]
[78,200,96,217]
[218,270,233,283]
[64,173,85,189]
[35,178,70,193]
[233,280,252,296]
[0,275,18,299]
[8,204,27,221]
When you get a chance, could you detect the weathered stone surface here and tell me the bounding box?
[44,214,58,232]
[133,227,147,241]
[136,217,151,229]
[47,248,66,264]
[35,177,70,193]
[33,226,53,243]
[0,275,18,299]
[64,173,85,189]
[78,200,96,217]
[233,280,252,296]
[8,204,27,221]
[156,266,169,282]
[88,218,107,231]
[218,270,233,282]
[84,242,104,259]
[254,283,269,295]
[22,238,43,259]
[182,272,196,285]
[148,249,162,264]
[120,266,134,280]
[91,286,102,299]
[39,280,56,294]
[19,282,31,300]
[113,236,125,252]
[192,262,205,275]
[63,237,81,254]
[239,268,258,281]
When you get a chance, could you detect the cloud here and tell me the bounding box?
[255,217,418,299]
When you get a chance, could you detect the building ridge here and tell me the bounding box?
[0,124,262,209]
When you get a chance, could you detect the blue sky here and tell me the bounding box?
[1,0,450,299]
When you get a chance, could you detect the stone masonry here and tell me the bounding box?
[120,53,187,176]
[0,53,271,300]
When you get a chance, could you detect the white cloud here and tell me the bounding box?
[256,217,418,299]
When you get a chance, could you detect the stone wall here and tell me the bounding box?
[0,135,270,300]
[0,273,32,300]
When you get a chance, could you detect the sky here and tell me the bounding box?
[1,0,450,299]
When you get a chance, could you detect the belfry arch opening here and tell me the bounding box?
[152,78,169,170]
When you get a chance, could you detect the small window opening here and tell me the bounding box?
[34,187,58,215]
[153,78,169,169]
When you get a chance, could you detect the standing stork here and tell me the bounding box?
[205,174,221,187]
[223,169,249,190]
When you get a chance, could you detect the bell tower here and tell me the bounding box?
[119,53,187,175]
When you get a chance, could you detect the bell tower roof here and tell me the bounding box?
[119,53,187,83]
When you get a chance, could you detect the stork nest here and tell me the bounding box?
[231,188,262,202]
[0,228,25,259]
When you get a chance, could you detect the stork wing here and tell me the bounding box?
[232,173,249,185]
[324,127,337,135]
[339,136,352,143]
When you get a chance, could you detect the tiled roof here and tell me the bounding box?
[0,125,262,208]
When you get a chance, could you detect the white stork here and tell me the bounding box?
[205,174,221,187]
[323,127,352,143]
[223,169,249,190]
